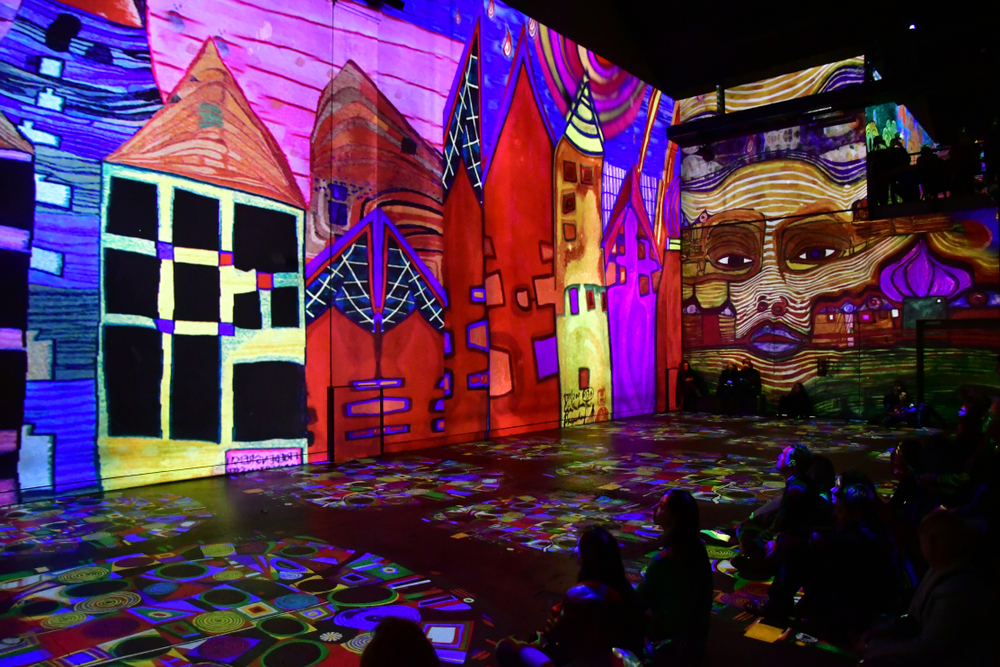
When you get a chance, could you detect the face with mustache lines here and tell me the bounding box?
[683,201,913,358]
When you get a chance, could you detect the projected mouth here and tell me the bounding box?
[748,323,806,356]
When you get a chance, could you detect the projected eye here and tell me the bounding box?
[716,253,753,268]
[796,247,837,261]
[780,215,858,271]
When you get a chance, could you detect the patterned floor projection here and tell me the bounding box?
[0,493,211,557]
[555,452,786,505]
[0,538,495,666]
[569,420,737,441]
[452,436,609,460]
[248,459,503,509]
[429,492,662,553]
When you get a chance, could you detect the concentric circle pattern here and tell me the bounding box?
[0,538,495,665]
[193,610,247,633]
[73,591,142,614]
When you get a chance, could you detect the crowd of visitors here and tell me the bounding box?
[867,130,994,206]
[358,358,998,667]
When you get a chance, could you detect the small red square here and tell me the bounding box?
[257,273,273,290]
[219,252,233,266]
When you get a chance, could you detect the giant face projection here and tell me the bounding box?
[680,113,999,416]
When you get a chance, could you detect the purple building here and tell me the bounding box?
[603,166,661,418]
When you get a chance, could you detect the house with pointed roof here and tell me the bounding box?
[303,208,447,461]
[553,78,612,426]
[98,38,307,488]
[0,110,35,505]
[440,22,489,442]
[308,59,443,273]
[480,28,561,437]
[604,166,663,418]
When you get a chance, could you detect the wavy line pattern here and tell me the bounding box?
[676,57,864,123]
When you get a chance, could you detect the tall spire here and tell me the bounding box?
[442,23,483,201]
[564,77,604,156]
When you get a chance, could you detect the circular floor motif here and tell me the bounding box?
[0,493,211,557]
[430,492,663,553]
[256,459,504,509]
[554,451,785,505]
[0,537,497,666]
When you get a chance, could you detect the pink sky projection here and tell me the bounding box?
[146,0,462,205]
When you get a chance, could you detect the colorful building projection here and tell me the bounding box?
[0,0,684,495]
[0,0,163,498]
[100,38,307,488]
[0,111,34,506]
[679,97,999,417]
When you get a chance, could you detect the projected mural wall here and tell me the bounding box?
[0,0,683,500]
[678,87,999,417]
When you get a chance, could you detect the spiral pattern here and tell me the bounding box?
[343,632,372,655]
[192,611,247,634]
[213,570,243,581]
[705,545,738,560]
[57,567,110,584]
[201,544,236,558]
[41,611,88,630]
[73,591,142,615]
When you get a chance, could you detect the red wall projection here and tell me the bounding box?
[0,0,683,496]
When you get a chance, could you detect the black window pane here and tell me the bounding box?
[0,351,27,430]
[173,263,219,322]
[107,177,158,240]
[104,325,161,437]
[0,159,35,231]
[0,249,29,330]
[233,361,305,441]
[233,291,262,329]
[170,335,220,442]
[172,189,220,251]
[271,286,298,328]
[104,249,159,319]
[233,204,297,273]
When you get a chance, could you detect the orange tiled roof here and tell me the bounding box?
[107,39,305,209]
[0,110,33,155]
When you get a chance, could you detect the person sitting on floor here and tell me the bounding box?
[886,440,946,593]
[572,527,643,656]
[859,508,990,667]
[777,382,812,418]
[885,393,919,428]
[361,616,440,667]
[808,454,837,512]
[636,489,713,667]
[496,582,638,667]
[803,483,898,640]
[735,445,829,581]
[883,380,907,414]
[500,527,641,665]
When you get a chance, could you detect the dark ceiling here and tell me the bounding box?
[505,0,999,144]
